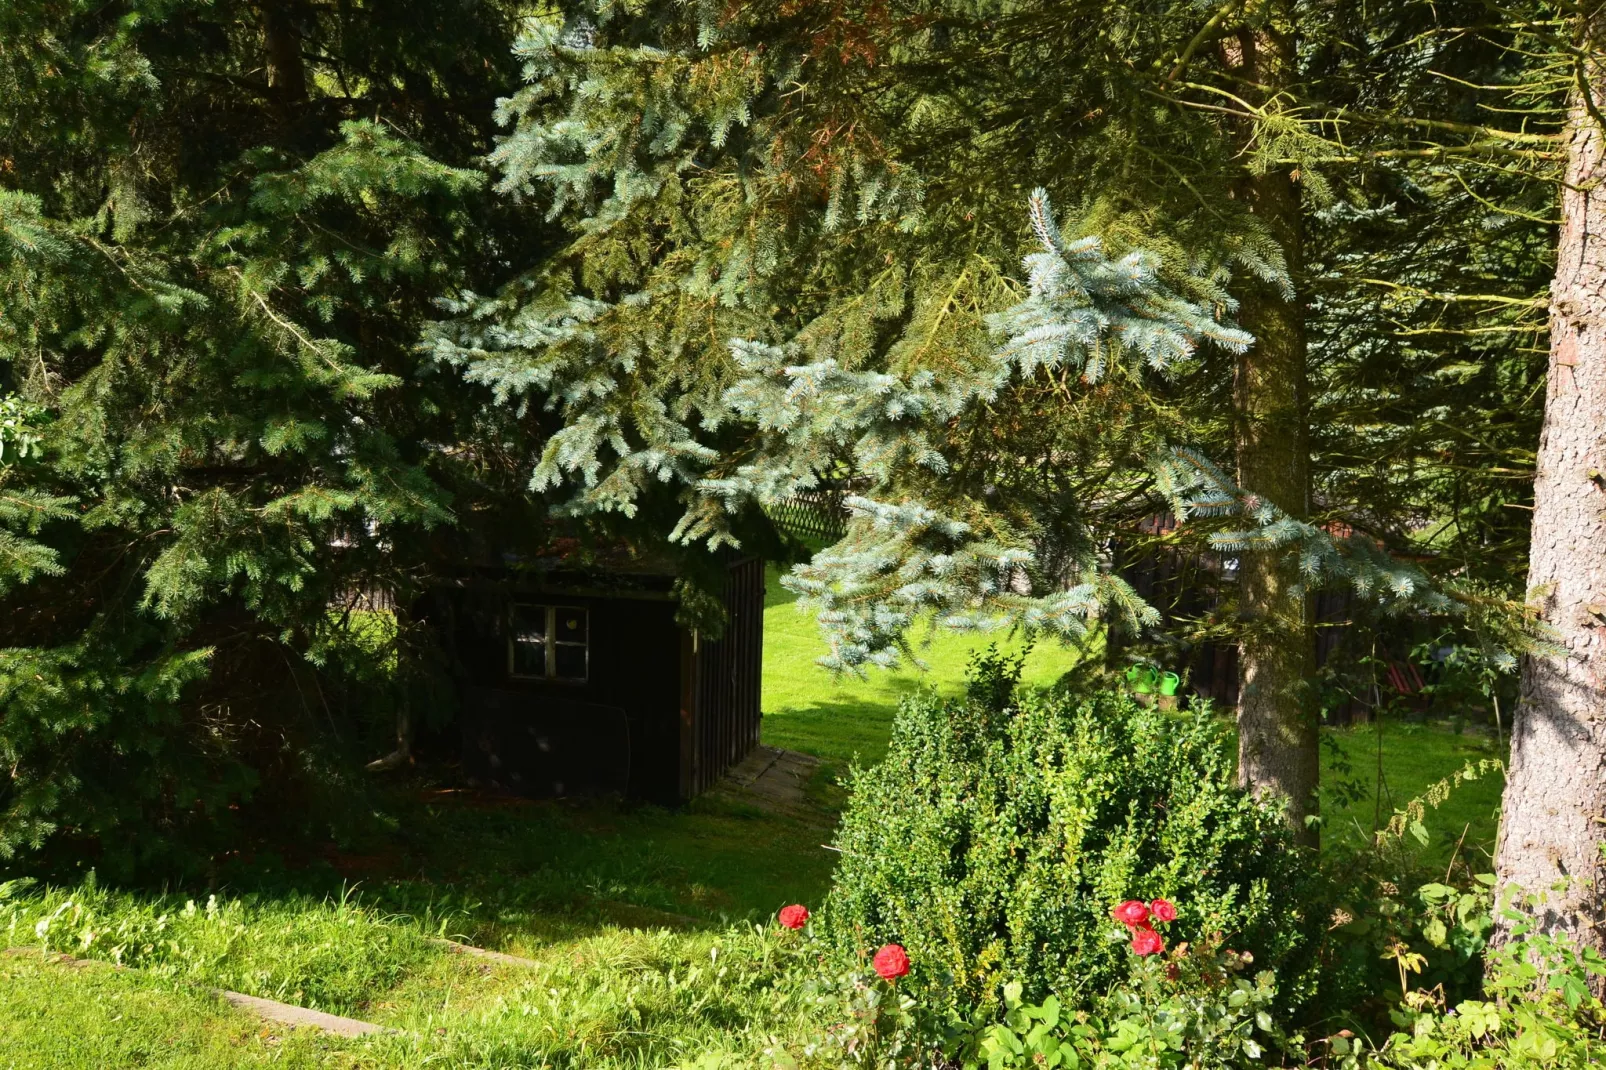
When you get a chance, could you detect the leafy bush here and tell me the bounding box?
[1319,864,1497,1025]
[1367,900,1606,1070]
[966,942,1290,1070]
[822,652,1321,1016]
[957,886,1606,1070]
[1314,759,1506,1025]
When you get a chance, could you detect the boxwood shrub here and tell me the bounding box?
[822,653,1322,1016]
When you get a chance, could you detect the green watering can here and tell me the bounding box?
[1125,664,1159,694]
[1126,665,1182,698]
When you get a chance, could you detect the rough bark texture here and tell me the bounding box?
[1495,20,1606,960]
[1225,21,1319,843]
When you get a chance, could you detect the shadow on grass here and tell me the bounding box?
[762,698,901,768]
[173,766,847,957]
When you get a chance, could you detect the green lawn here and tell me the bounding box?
[1321,720,1506,864]
[0,954,351,1069]
[760,565,1077,766]
[0,571,1508,1067]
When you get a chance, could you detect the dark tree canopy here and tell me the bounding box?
[0,0,538,870]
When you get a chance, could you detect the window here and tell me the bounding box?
[509,605,589,682]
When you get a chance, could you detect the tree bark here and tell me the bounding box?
[1225,21,1320,844]
[261,1,309,117]
[1494,13,1606,961]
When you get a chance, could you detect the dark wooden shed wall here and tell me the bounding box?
[683,556,765,797]
[450,588,683,800]
[440,558,764,804]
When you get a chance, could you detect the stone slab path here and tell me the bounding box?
[710,745,821,820]
[432,938,544,969]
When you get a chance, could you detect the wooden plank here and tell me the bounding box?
[678,626,698,799]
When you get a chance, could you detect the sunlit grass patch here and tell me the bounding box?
[2,880,435,1016]
[0,952,367,1069]
[760,564,1079,766]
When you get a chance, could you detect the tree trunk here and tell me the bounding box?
[261,1,309,116]
[1225,21,1320,844]
[1494,15,1606,960]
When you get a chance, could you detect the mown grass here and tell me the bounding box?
[365,786,842,953]
[1321,720,1506,864]
[760,564,1078,766]
[0,566,1507,1067]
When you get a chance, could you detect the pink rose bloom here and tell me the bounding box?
[778,904,810,930]
[1149,898,1178,923]
[1131,927,1165,956]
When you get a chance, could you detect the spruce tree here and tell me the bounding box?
[435,0,1493,843]
[0,0,530,870]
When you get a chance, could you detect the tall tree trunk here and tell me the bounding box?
[261,1,309,117]
[1225,20,1319,843]
[1494,12,1606,960]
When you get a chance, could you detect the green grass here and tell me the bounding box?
[366,786,842,950]
[760,564,1077,765]
[0,889,819,1069]
[0,953,353,1069]
[1321,720,1506,864]
[5,883,435,1015]
[0,568,1510,1067]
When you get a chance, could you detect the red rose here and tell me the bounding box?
[1112,900,1150,927]
[1149,898,1178,923]
[1131,927,1164,956]
[778,904,810,930]
[872,943,910,980]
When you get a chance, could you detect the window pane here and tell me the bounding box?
[554,643,587,681]
[511,605,548,677]
[555,609,587,643]
[511,637,546,677]
[512,605,547,638]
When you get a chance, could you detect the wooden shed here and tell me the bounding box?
[423,553,765,804]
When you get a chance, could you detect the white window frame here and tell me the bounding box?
[508,604,589,683]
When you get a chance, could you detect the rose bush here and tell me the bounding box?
[1131,927,1164,957]
[1113,900,1151,927]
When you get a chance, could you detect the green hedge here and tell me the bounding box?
[823,655,1322,1016]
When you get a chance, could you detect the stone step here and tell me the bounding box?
[5,947,393,1038]
[431,938,544,969]
[217,989,390,1037]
